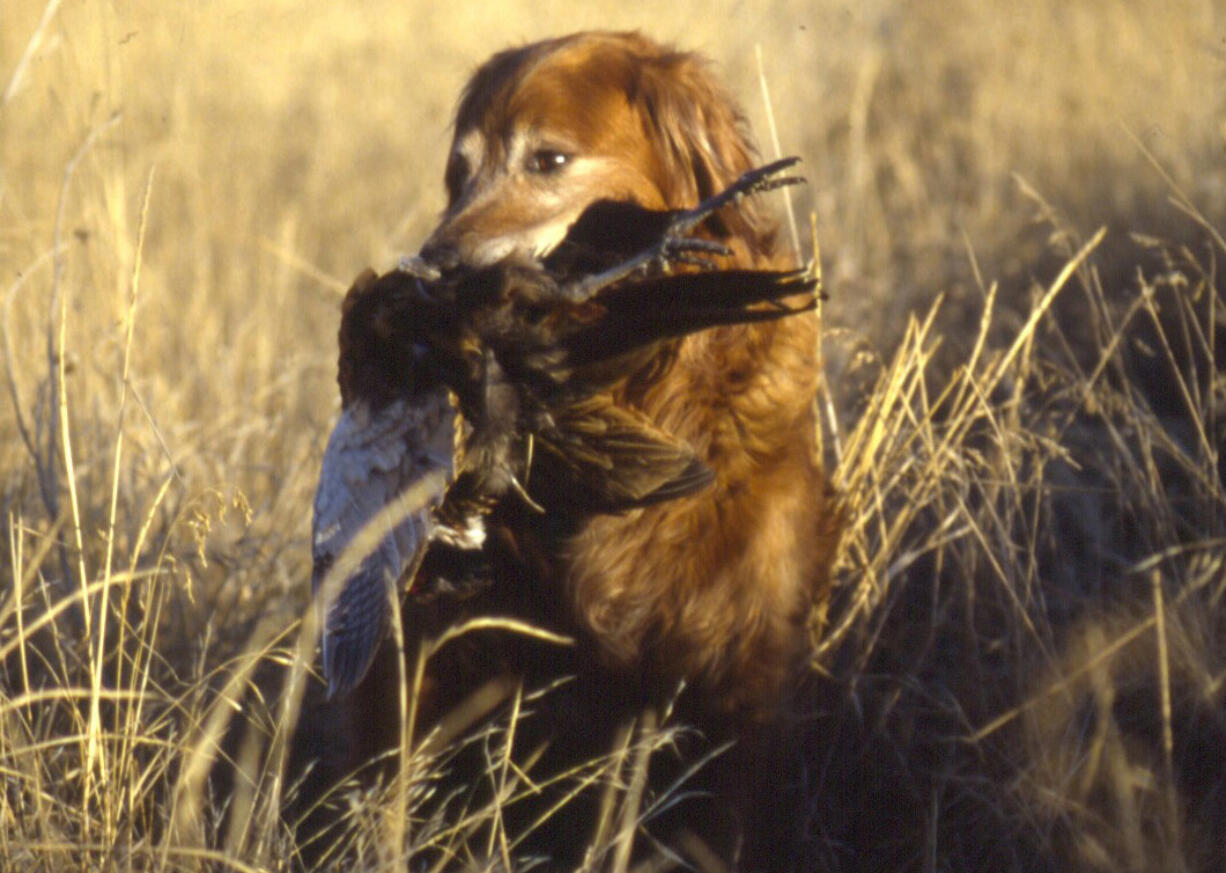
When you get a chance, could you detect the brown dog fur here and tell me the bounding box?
[290,31,840,870]
[422,30,838,721]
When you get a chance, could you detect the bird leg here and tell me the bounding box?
[662,155,804,239]
[561,156,805,302]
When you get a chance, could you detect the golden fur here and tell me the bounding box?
[422,30,839,720]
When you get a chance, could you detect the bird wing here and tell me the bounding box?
[534,394,714,512]
[311,394,455,698]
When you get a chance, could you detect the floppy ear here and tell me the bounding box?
[631,51,779,259]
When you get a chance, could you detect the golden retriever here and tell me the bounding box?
[422,30,838,720]
[291,31,839,870]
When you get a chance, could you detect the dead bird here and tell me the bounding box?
[310,157,817,699]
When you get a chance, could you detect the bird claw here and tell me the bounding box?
[666,156,804,239]
[507,470,545,513]
[657,237,732,273]
[562,157,803,301]
[663,251,719,272]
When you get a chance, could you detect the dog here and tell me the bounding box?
[290,31,840,870]
[421,30,837,722]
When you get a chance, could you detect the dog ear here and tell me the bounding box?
[630,52,779,260]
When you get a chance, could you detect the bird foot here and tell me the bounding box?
[563,156,804,301]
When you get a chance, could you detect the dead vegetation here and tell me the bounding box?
[1,0,1223,870]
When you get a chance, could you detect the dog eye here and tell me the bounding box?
[527,149,570,174]
[444,153,470,200]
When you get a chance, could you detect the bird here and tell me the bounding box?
[309,157,817,700]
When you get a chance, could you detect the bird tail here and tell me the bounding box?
[566,268,818,368]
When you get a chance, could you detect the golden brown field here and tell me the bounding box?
[2,0,1223,870]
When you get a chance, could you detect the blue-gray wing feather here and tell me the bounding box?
[311,395,454,698]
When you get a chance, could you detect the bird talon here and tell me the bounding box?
[667,157,804,239]
[508,472,545,513]
[668,253,719,271]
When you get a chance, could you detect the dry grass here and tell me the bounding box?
[1,0,1224,870]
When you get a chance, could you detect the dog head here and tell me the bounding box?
[420,31,779,269]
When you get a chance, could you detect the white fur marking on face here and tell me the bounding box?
[455,130,482,168]
[468,235,517,266]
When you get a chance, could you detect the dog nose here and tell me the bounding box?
[419,241,461,272]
